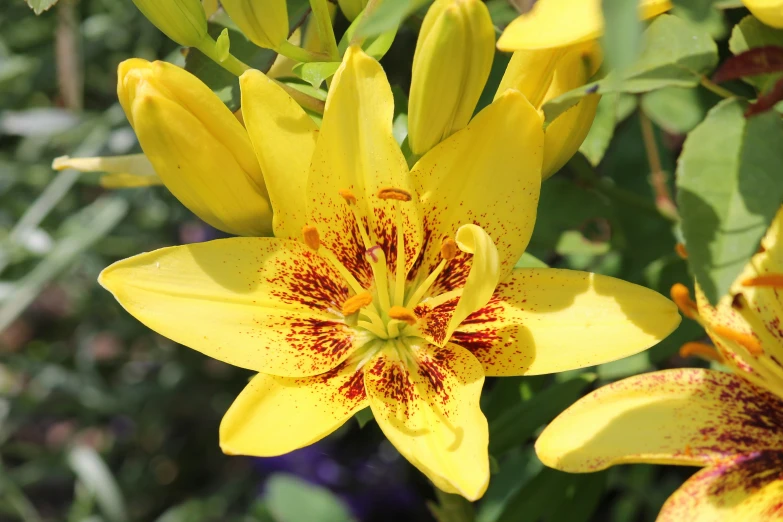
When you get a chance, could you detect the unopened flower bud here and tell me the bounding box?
[337,0,369,21]
[132,0,208,48]
[408,0,495,156]
[221,0,289,50]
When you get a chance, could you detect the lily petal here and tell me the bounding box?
[99,237,367,378]
[365,341,489,500]
[307,46,422,284]
[496,0,672,51]
[658,451,783,522]
[240,70,319,240]
[411,89,543,294]
[535,369,783,473]
[451,268,680,376]
[220,359,368,457]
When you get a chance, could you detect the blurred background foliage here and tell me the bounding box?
[0,0,765,521]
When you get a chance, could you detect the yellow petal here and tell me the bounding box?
[221,0,288,50]
[365,341,489,500]
[99,237,367,378]
[220,359,368,457]
[535,369,783,473]
[742,0,783,29]
[52,154,163,188]
[451,268,680,376]
[118,59,271,237]
[494,48,565,108]
[658,451,783,522]
[541,42,603,178]
[240,70,318,240]
[307,46,422,284]
[411,89,543,296]
[496,0,672,51]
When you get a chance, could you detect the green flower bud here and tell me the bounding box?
[132,0,207,48]
[337,0,369,21]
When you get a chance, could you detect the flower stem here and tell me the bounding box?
[309,0,340,61]
[638,109,679,220]
[196,36,250,77]
[277,40,332,63]
[273,79,326,115]
[700,76,737,99]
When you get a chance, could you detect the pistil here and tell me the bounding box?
[405,237,457,309]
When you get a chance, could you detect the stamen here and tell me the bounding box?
[342,291,374,316]
[377,187,412,201]
[710,325,763,356]
[741,274,783,289]
[670,283,698,320]
[365,246,392,312]
[441,237,457,261]
[389,306,417,325]
[675,243,688,259]
[339,189,357,205]
[302,225,320,250]
[679,342,725,364]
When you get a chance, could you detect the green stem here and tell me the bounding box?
[309,0,340,61]
[274,79,326,115]
[196,36,250,76]
[700,76,737,99]
[429,488,475,522]
[277,40,332,63]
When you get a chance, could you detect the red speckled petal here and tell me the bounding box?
[364,341,489,500]
[220,360,368,457]
[450,268,680,376]
[535,369,783,473]
[409,90,542,295]
[307,46,422,286]
[99,237,365,378]
[658,451,783,522]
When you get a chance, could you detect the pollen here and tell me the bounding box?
[670,283,698,319]
[389,306,417,325]
[302,225,320,250]
[679,342,724,364]
[440,237,457,260]
[342,291,374,316]
[377,187,412,201]
[711,325,763,357]
[741,274,783,289]
[675,243,688,259]
[339,189,357,205]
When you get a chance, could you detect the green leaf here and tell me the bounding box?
[67,445,128,522]
[548,472,609,522]
[641,86,713,134]
[265,474,356,522]
[579,93,637,166]
[543,15,718,124]
[353,406,374,428]
[677,98,783,303]
[355,0,430,38]
[338,10,398,61]
[292,62,341,89]
[26,0,59,15]
[489,373,596,455]
[601,0,643,75]
[729,15,783,92]
[494,468,578,522]
[514,252,548,269]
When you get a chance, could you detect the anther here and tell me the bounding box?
[741,274,783,289]
[675,243,688,259]
[339,189,357,205]
[342,291,374,316]
[302,225,320,250]
[389,306,418,325]
[670,283,698,320]
[441,237,458,261]
[377,187,412,202]
[679,342,724,364]
[710,325,763,357]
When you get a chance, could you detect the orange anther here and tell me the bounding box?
[389,306,417,325]
[711,324,763,357]
[671,283,698,319]
[675,243,688,259]
[302,225,320,250]
[683,445,693,457]
[440,238,458,261]
[339,189,357,205]
[741,274,783,289]
[377,187,412,202]
[679,342,724,364]
[342,291,374,316]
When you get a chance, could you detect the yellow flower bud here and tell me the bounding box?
[221,0,289,50]
[337,0,369,21]
[117,59,272,236]
[407,0,495,156]
[132,0,208,48]
[742,0,783,29]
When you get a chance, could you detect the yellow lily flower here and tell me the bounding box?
[99,47,679,499]
[537,208,783,520]
[497,0,673,51]
[743,0,783,29]
[111,59,272,236]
